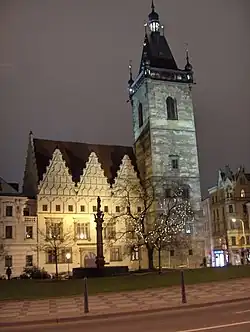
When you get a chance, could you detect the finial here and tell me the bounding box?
[185,43,189,63]
[151,0,155,12]
[129,60,132,79]
[184,42,193,71]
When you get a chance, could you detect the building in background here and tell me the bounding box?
[201,198,213,266]
[207,166,250,267]
[0,177,37,277]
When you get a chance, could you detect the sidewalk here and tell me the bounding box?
[1,278,250,327]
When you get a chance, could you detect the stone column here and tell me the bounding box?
[94,196,105,269]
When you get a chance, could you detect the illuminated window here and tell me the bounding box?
[25,226,33,239]
[240,189,245,198]
[149,21,160,32]
[75,223,90,240]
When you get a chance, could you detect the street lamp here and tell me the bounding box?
[232,218,246,248]
[65,252,71,278]
[232,218,247,264]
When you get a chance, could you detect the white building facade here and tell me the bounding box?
[0,190,37,277]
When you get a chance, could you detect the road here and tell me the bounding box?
[2,300,250,332]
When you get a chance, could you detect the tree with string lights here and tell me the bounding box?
[146,183,194,272]
[110,178,194,270]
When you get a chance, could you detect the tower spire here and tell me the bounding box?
[151,0,155,11]
[128,60,134,87]
[185,43,193,71]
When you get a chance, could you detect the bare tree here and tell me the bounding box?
[38,222,75,278]
[147,183,194,272]
[110,178,195,270]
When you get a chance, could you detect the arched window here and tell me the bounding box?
[240,189,245,198]
[138,103,143,128]
[166,97,178,120]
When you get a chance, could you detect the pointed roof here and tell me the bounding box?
[33,138,139,185]
[0,177,19,196]
[140,33,178,72]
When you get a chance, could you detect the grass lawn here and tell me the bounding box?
[1,265,250,301]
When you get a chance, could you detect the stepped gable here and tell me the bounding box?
[33,138,138,184]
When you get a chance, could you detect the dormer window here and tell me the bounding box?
[166,97,178,120]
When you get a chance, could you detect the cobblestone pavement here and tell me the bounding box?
[0,278,250,324]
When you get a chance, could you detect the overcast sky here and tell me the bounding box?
[0,0,250,197]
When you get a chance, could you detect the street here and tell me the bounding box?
[2,300,250,332]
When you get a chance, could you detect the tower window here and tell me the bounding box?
[166,97,178,120]
[138,103,143,128]
[170,155,179,170]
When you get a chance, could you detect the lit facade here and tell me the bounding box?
[0,178,37,277]
[19,3,205,274]
[208,166,250,266]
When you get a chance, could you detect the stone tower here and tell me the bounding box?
[128,3,202,229]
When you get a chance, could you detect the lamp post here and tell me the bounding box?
[232,218,247,264]
[94,196,105,269]
[66,252,71,278]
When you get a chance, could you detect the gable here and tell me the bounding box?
[33,137,139,185]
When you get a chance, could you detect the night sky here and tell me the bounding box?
[0,0,250,197]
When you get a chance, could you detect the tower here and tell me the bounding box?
[128,2,202,217]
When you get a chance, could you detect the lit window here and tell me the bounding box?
[26,226,33,239]
[240,189,245,198]
[75,223,90,240]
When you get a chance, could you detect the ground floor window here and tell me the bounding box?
[5,255,12,267]
[46,247,73,264]
[26,255,33,267]
[110,247,122,262]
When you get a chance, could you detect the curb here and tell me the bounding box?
[1,296,250,328]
